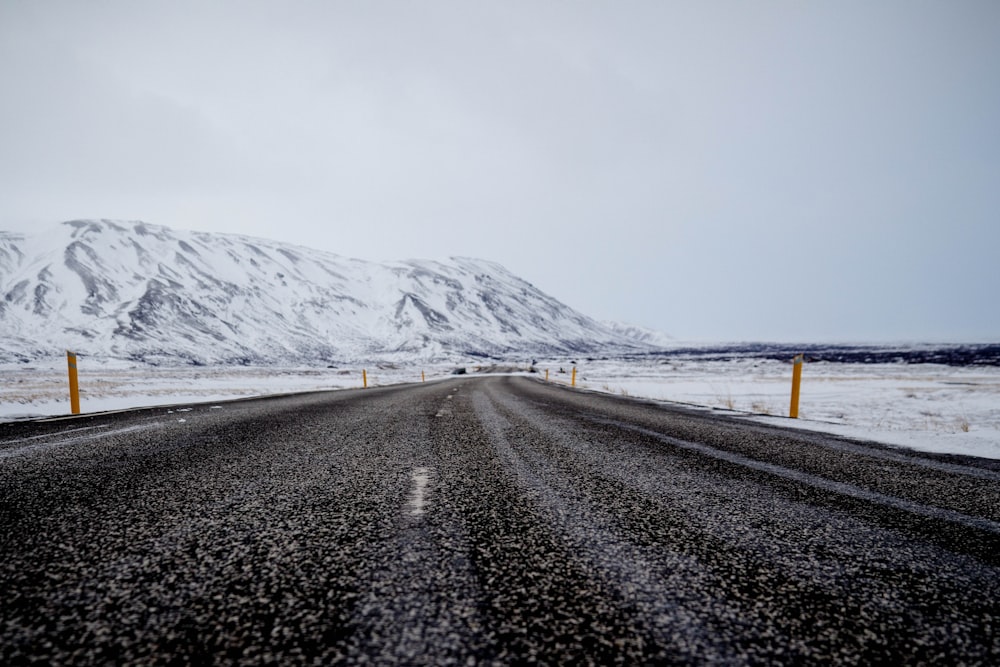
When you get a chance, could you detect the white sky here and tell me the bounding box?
[1,1,998,342]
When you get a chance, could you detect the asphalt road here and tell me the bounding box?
[2,375,999,664]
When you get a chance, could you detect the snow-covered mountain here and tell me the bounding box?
[0,220,661,364]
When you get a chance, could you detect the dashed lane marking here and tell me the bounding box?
[407,467,433,516]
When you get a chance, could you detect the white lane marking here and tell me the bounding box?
[435,397,454,418]
[0,422,164,460]
[2,424,109,446]
[407,467,433,516]
[597,418,1000,535]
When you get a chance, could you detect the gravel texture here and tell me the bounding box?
[1,376,998,664]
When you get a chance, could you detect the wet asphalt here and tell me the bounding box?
[1,375,998,665]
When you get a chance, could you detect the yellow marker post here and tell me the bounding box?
[789,354,804,418]
[363,369,368,389]
[66,351,80,415]
[545,369,549,382]
[571,366,577,387]
[422,371,425,383]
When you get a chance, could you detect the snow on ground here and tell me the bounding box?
[0,358,453,421]
[2,356,999,460]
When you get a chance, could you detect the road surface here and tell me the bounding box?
[2,375,999,664]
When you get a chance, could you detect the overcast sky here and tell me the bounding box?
[1,1,997,342]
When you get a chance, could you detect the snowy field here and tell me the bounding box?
[2,355,999,460]
[0,359,436,420]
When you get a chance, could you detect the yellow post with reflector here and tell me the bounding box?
[66,351,81,415]
[789,354,804,418]
[545,369,549,382]
[363,369,368,389]
[571,366,577,387]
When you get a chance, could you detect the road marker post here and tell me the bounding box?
[422,371,425,382]
[66,351,81,415]
[789,354,804,418]
[363,369,368,389]
[571,366,577,387]
[545,369,549,382]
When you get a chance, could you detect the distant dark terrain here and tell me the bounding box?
[633,343,1000,367]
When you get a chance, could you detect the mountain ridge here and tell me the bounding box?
[0,219,667,364]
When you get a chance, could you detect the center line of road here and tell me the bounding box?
[407,467,433,516]
[435,398,454,418]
